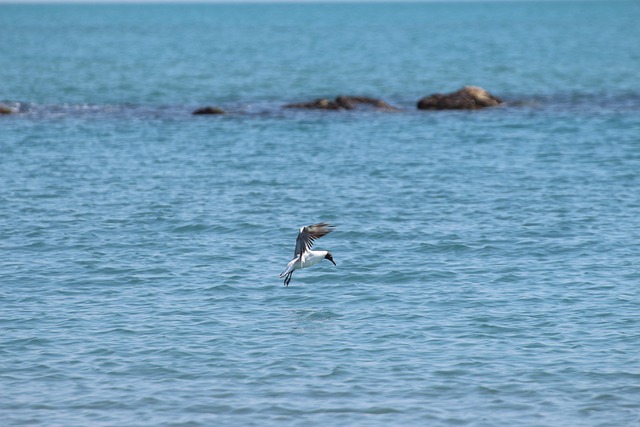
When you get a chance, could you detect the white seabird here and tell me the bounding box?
[279,222,336,286]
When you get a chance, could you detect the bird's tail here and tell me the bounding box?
[279,265,293,278]
[280,263,295,286]
[279,257,298,278]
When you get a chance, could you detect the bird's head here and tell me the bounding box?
[324,252,336,266]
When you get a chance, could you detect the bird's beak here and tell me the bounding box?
[330,259,337,266]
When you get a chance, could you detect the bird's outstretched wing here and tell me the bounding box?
[294,223,335,257]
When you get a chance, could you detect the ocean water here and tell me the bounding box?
[2,2,640,426]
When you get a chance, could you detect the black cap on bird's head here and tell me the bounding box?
[324,252,336,266]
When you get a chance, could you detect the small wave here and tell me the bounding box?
[304,310,341,321]
[204,284,238,293]
[172,223,209,233]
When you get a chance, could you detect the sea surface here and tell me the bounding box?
[2,2,640,426]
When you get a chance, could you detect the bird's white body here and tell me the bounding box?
[281,250,329,276]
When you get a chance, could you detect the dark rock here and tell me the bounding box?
[285,96,400,111]
[0,104,14,114]
[284,98,343,110]
[192,106,225,115]
[417,86,503,110]
[335,96,401,111]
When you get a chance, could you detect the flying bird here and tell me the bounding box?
[279,222,336,286]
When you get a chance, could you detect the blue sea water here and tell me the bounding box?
[1,2,640,426]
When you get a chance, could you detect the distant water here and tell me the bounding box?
[2,2,640,426]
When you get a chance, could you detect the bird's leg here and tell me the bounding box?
[284,272,293,287]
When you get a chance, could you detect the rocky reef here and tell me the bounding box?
[284,96,400,111]
[0,104,15,114]
[192,106,225,115]
[417,86,503,110]
[3,87,508,118]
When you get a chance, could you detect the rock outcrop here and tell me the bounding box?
[284,98,343,110]
[285,96,399,111]
[417,86,503,110]
[335,96,400,111]
[0,104,14,114]
[192,106,225,115]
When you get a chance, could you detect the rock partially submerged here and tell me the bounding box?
[192,106,225,115]
[285,98,343,110]
[417,86,503,110]
[0,104,14,114]
[284,96,400,111]
[336,96,400,111]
